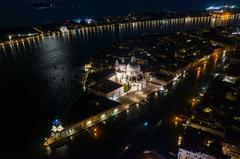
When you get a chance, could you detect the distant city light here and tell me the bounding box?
[144,122,149,127]
[206,6,221,11]
[85,18,93,24]
[206,5,237,11]
[73,18,82,24]
[60,26,68,33]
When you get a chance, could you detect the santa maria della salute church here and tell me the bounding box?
[112,55,146,92]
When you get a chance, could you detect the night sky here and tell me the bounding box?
[1,0,240,27]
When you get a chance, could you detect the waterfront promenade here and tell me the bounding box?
[2,11,240,49]
[44,83,159,147]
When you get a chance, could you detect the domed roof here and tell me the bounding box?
[127,63,141,72]
[127,55,141,72]
[119,64,126,71]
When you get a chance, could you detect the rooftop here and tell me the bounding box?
[151,72,173,82]
[89,79,123,94]
[180,127,228,159]
[63,92,120,125]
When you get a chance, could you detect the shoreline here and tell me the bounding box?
[44,82,159,147]
[1,9,239,46]
[44,45,221,147]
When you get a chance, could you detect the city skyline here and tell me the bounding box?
[0,0,240,27]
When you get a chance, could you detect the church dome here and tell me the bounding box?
[127,63,141,72]
[118,57,126,71]
[119,63,126,71]
[126,55,141,72]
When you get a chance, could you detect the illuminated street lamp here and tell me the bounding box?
[100,114,106,120]
[8,35,12,41]
[191,98,196,107]
[177,136,183,146]
[114,108,118,113]
[175,120,178,126]
[86,120,92,126]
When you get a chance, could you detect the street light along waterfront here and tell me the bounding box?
[1,10,239,51]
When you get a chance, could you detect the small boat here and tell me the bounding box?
[156,120,162,127]
[30,2,55,9]
[169,151,176,157]
[124,144,131,151]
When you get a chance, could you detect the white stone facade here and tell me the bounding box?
[113,55,146,92]
[178,148,218,159]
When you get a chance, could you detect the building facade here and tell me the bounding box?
[178,148,218,159]
[88,80,124,100]
[113,55,146,92]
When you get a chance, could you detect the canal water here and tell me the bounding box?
[0,17,234,158]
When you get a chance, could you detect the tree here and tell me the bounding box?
[124,83,131,92]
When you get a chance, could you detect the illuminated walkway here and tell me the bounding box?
[44,83,159,147]
[117,83,159,105]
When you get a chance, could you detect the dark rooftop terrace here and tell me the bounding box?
[63,92,120,126]
[89,79,123,94]
[181,127,228,159]
[151,72,173,82]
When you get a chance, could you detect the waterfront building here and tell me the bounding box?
[178,148,218,159]
[148,72,174,88]
[159,66,182,78]
[60,26,68,33]
[112,55,146,92]
[186,119,225,138]
[222,143,240,159]
[50,118,64,140]
[88,79,124,100]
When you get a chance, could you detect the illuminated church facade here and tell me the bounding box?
[111,55,146,92]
